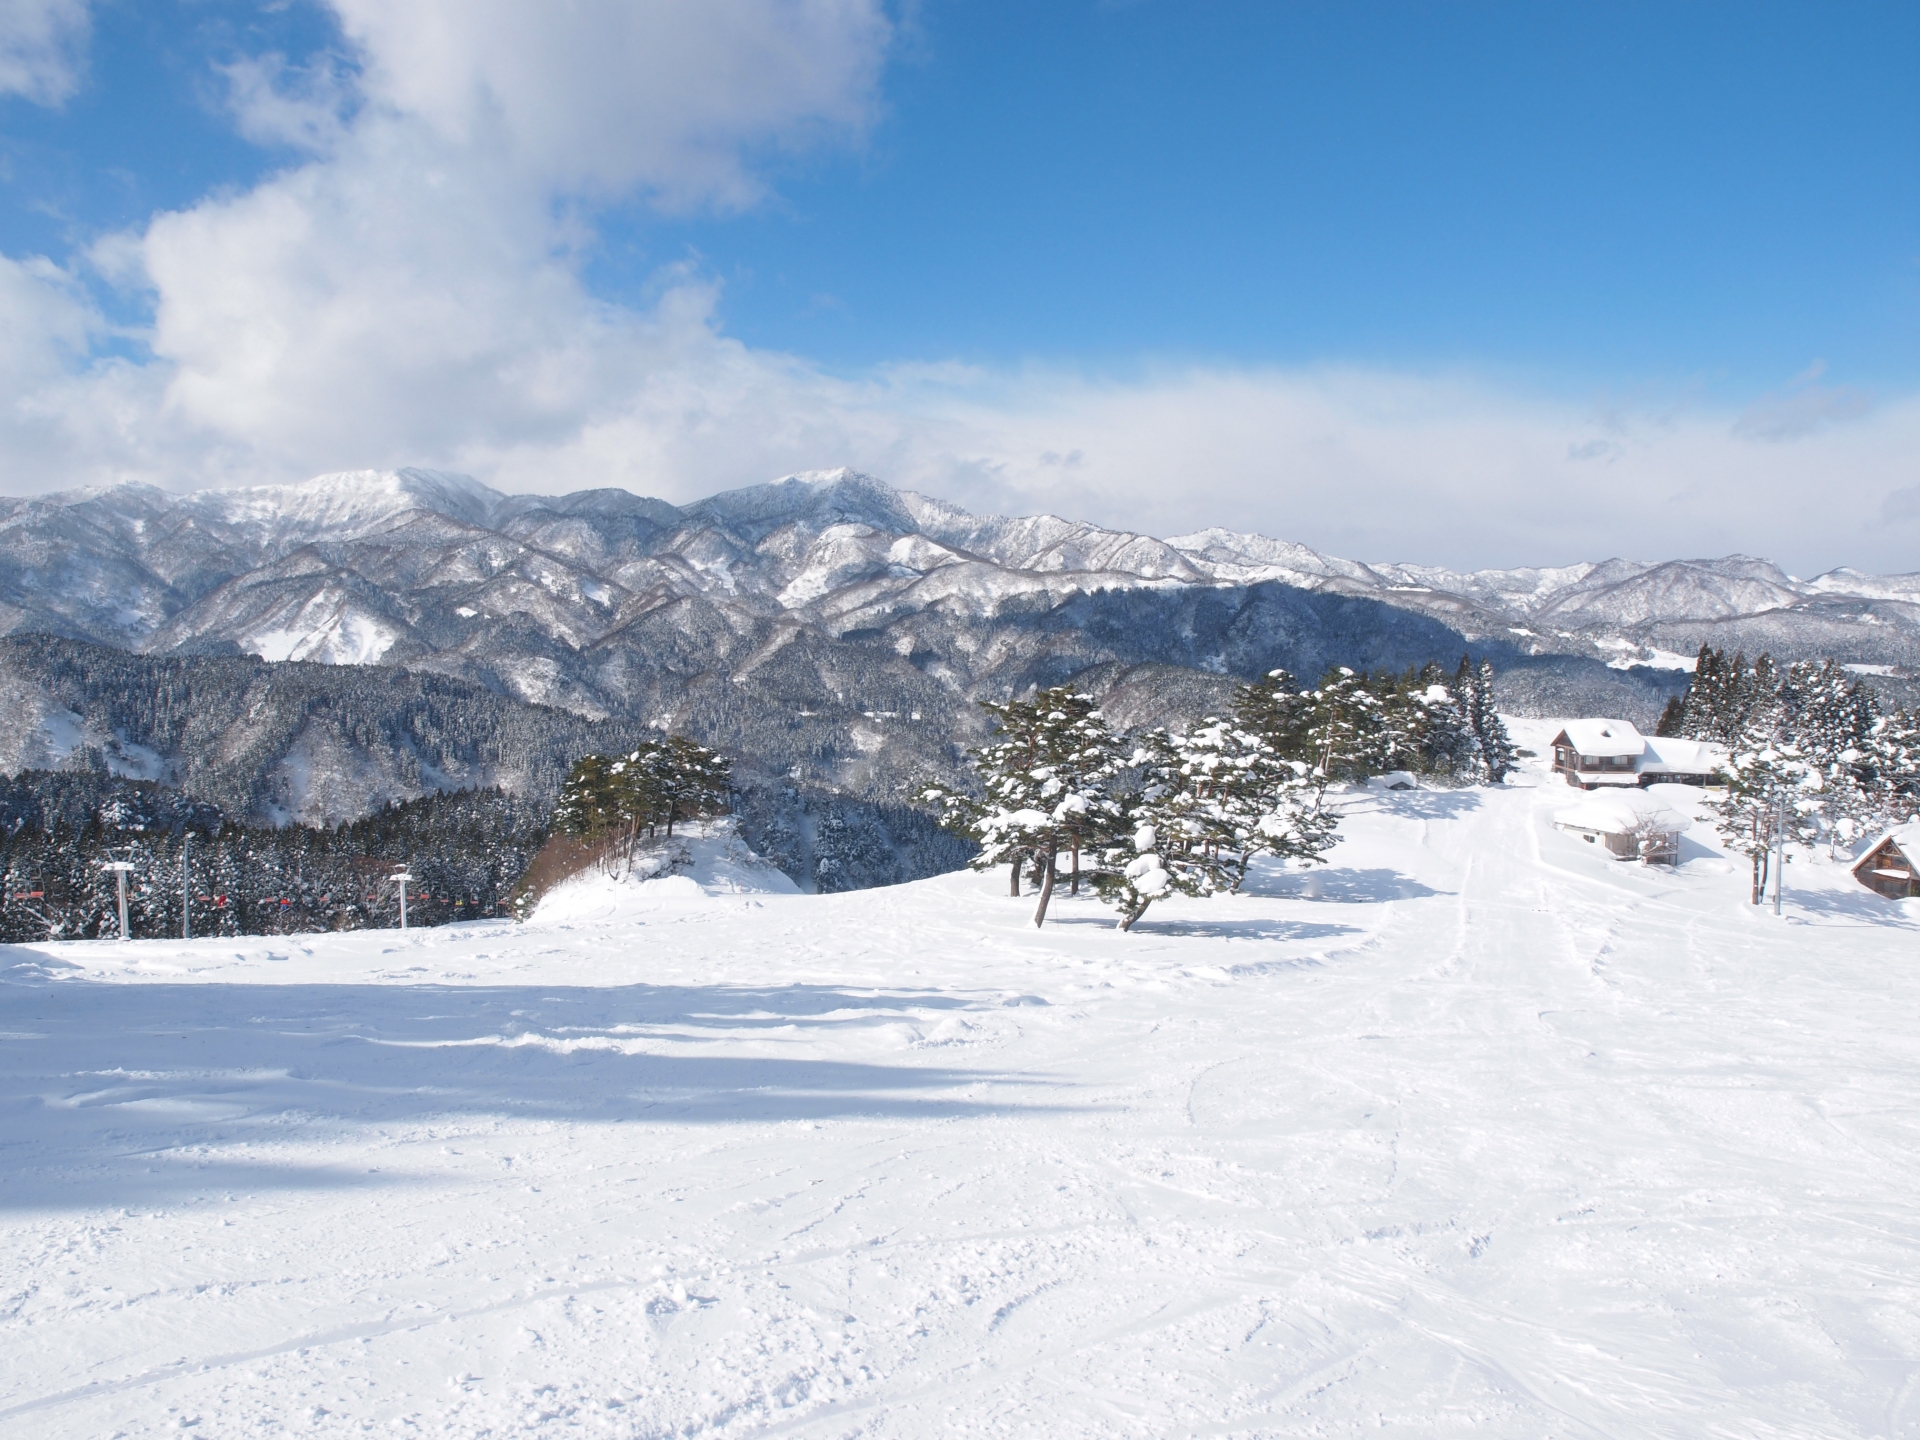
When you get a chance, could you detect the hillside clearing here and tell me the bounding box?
[2,730,1916,1437]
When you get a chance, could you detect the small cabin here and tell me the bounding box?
[1549,720,1721,790]
[1554,791,1691,864]
[1851,827,1920,899]
[1551,719,1645,786]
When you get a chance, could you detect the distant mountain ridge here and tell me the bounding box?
[3,467,1912,672]
[0,466,1914,840]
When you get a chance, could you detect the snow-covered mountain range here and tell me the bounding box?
[0,466,1913,831]
[4,465,1915,685]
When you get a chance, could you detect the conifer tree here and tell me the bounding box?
[938,692,1049,898]
[1864,708,1920,829]
[1466,659,1516,783]
[937,688,1125,923]
[1410,663,1476,779]
[1088,729,1219,931]
[1778,661,1876,853]
[661,736,733,835]
[554,754,622,842]
[1166,717,1339,890]
[1305,668,1389,782]
[1709,739,1816,904]
[1231,669,1315,761]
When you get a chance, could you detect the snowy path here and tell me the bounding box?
[4,758,1920,1436]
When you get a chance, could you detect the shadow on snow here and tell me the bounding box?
[1246,866,1446,904]
[0,954,1075,1211]
[1047,911,1362,943]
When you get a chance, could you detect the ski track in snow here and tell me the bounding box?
[2,731,1919,1437]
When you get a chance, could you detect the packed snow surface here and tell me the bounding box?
[4,731,1919,1436]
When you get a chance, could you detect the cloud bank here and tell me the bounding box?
[0,0,1915,576]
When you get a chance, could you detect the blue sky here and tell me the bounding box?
[0,1,1916,570]
[655,2,1920,390]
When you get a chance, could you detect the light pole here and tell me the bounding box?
[102,860,135,942]
[393,870,412,931]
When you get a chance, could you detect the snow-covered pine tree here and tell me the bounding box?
[1779,660,1877,855]
[1088,729,1224,931]
[1169,717,1339,890]
[955,694,1047,896]
[554,755,622,843]
[1678,644,1722,740]
[1681,646,1772,745]
[1368,672,1428,776]
[1709,741,1818,904]
[1304,667,1390,782]
[938,687,1124,915]
[1023,691,1125,924]
[663,736,733,835]
[1705,676,1819,904]
[561,738,731,871]
[1231,668,1315,763]
[606,742,665,869]
[1410,663,1476,780]
[1467,659,1516,783]
[1863,708,1920,833]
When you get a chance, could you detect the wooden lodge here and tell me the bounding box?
[1852,827,1920,899]
[1549,719,1722,790]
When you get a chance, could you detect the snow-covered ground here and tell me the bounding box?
[4,734,1919,1437]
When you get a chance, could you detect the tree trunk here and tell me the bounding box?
[1070,837,1080,895]
[1118,899,1151,932]
[1010,855,1021,896]
[1032,848,1057,928]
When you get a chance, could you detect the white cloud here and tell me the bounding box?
[3,0,894,488]
[0,0,89,104]
[218,52,356,154]
[465,346,1920,575]
[1733,360,1875,442]
[2,0,1917,579]
[0,252,94,384]
[329,0,891,208]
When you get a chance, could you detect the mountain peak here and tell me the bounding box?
[194,468,504,541]
[681,468,921,539]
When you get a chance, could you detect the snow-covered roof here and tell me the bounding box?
[1851,824,1920,874]
[1552,719,1646,758]
[1553,790,1690,836]
[1639,735,1724,774]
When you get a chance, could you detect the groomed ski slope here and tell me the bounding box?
[3,723,1918,1438]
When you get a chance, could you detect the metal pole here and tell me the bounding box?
[102,860,135,941]
[182,833,191,941]
[393,870,411,931]
[1773,798,1786,916]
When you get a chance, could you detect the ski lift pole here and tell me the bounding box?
[182,832,191,941]
[102,860,136,942]
[392,869,412,931]
[1773,797,1786,917]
